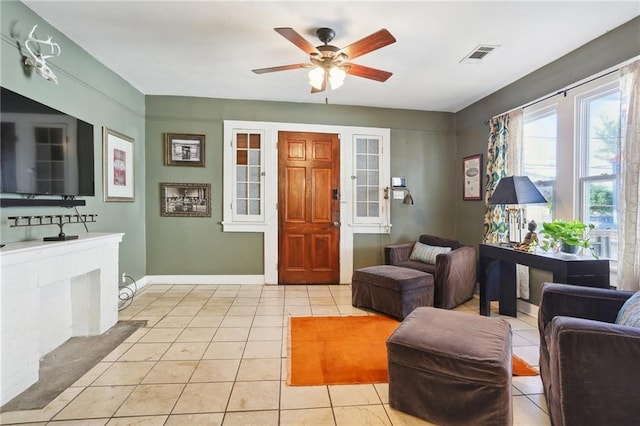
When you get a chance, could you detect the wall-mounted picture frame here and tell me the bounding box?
[160,182,211,217]
[164,133,205,166]
[103,127,135,202]
[463,154,483,201]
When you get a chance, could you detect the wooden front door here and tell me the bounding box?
[278,131,340,284]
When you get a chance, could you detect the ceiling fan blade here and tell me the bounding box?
[338,29,396,60]
[345,63,393,82]
[274,27,319,55]
[252,64,309,74]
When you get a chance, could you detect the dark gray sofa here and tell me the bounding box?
[538,283,640,426]
[384,234,476,309]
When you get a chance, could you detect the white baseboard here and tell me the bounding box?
[128,275,353,288]
[517,299,539,318]
[118,276,149,299]
[135,275,149,289]
[143,275,265,285]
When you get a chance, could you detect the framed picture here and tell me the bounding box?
[463,154,483,200]
[160,182,211,217]
[164,133,205,166]
[103,127,135,202]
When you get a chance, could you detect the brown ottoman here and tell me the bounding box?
[387,307,513,426]
[352,265,434,320]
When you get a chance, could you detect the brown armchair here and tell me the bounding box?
[538,283,640,426]
[384,235,476,309]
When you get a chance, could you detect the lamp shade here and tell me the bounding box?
[329,66,346,89]
[488,176,547,205]
[308,67,325,90]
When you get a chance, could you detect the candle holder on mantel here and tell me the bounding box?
[8,214,97,241]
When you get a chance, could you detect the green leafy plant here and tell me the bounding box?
[539,219,596,255]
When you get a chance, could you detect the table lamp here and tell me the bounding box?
[488,176,547,244]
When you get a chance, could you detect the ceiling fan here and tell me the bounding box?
[252,27,396,93]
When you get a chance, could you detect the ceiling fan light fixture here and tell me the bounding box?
[308,66,325,89]
[329,66,346,89]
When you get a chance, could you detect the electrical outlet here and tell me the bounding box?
[121,273,127,285]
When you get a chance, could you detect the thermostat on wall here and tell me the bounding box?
[391,177,406,188]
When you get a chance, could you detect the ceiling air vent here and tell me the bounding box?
[460,44,500,64]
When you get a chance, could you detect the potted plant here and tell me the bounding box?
[539,219,595,255]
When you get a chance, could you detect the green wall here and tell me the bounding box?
[6,1,636,287]
[0,1,147,280]
[454,16,640,304]
[146,97,456,274]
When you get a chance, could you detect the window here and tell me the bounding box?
[354,136,382,221]
[523,106,557,226]
[233,130,264,221]
[577,84,621,261]
[517,71,622,273]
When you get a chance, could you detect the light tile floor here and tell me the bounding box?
[1,284,551,425]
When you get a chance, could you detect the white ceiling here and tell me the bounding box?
[22,1,640,112]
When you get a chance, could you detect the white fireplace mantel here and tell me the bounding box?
[0,233,124,405]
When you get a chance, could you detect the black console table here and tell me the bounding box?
[479,243,610,317]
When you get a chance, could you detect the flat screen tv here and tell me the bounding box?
[0,87,95,197]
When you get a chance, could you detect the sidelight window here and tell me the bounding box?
[232,129,264,222]
[354,136,381,219]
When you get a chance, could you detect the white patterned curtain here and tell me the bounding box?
[484,111,530,298]
[508,109,523,176]
[484,114,509,243]
[618,60,640,292]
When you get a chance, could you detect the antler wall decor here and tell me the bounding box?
[23,24,62,84]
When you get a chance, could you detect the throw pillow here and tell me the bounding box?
[616,290,640,328]
[409,242,452,264]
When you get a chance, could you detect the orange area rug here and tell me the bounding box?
[512,354,540,376]
[288,315,538,386]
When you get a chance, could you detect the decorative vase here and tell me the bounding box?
[560,243,579,254]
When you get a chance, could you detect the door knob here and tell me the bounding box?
[333,221,341,227]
